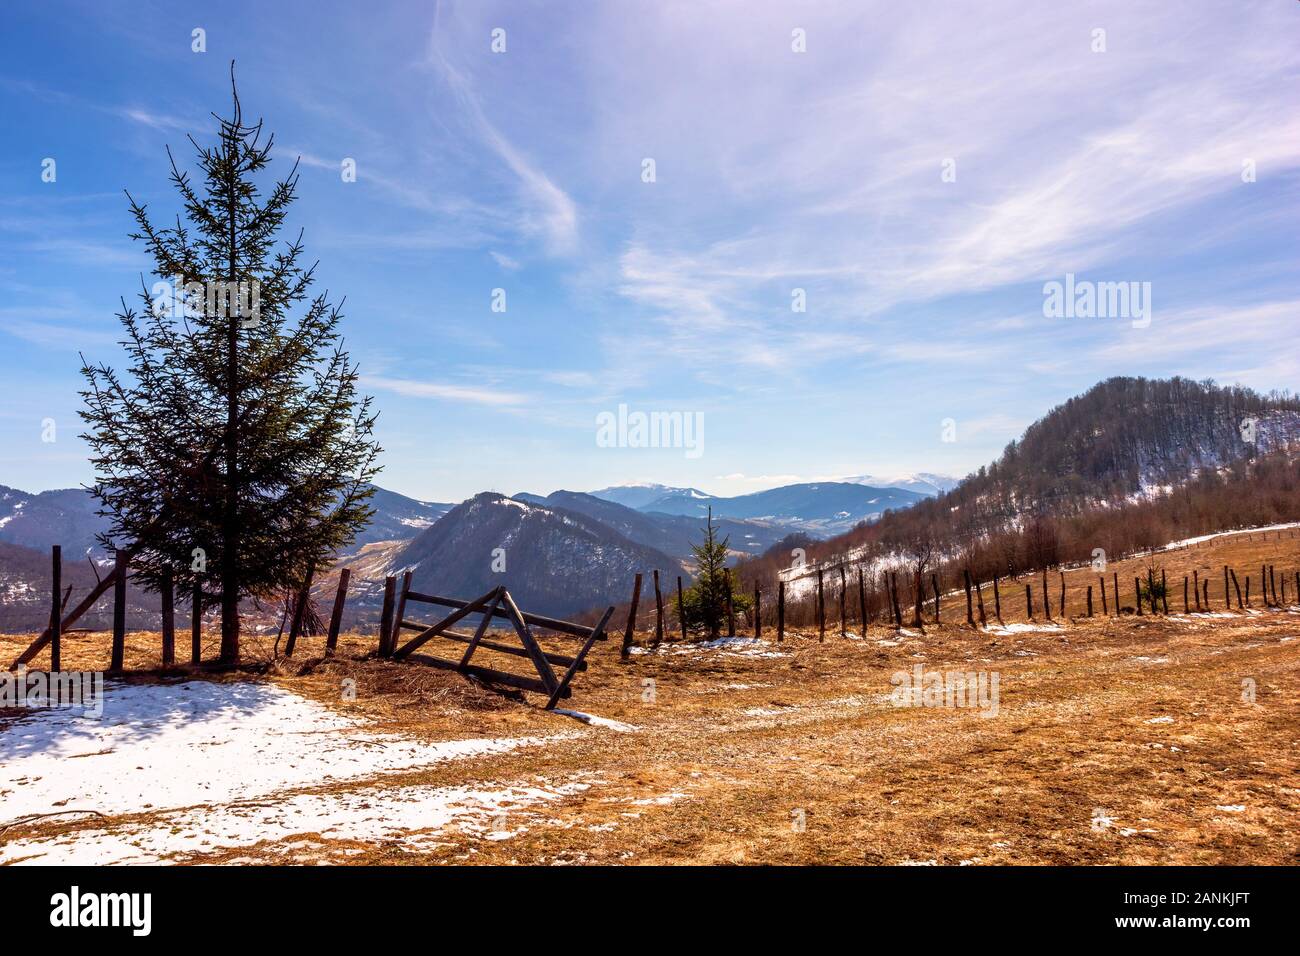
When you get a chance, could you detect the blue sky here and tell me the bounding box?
[1,0,1297,503]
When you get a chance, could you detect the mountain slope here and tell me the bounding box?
[844,473,959,496]
[392,493,680,619]
[588,483,714,510]
[349,486,451,549]
[514,490,788,560]
[0,485,114,558]
[638,481,925,535]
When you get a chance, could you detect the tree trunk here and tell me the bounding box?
[220,113,242,666]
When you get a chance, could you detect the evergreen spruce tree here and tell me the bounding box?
[79,69,381,664]
[686,506,731,639]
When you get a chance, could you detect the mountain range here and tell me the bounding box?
[6,375,1294,629]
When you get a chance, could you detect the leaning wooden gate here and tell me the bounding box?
[388,584,613,710]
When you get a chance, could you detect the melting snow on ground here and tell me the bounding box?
[983,623,1064,635]
[0,680,559,819]
[551,709,638,732]
[2,776,597,865]
[0,679,573,865]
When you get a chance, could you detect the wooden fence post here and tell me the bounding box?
[931,572,941,624]
[726,569,736,638]
[963,569,975,627]
[110,549,127,672]
[677,575,687,641]
[191,579,202,665]
[1223,566,1230,610]
[1059,571,1066,618]
[1099,575,1108,615]
[378,574,397,657]
[1269,565,1277,606]
[860,570,869,634]
[754,584,762,639]
[912,568,923,630]
[1112,573,1119,617]
[1086,585,1093,617]
[653,569,665,645]
[391,570,411,653]
[840,565,849,638]
[1026,584,1034,620]
[621,572,642,658]
[1231,568,1242,608]
[974,575,987,627]
[1245,576,1251,607]
[816,567,825,641]
[992,574,1003,624]
[1134,576,1143,615]
[1147,569,1156,615]
[284,564,316,658]
[50,545,61,672]
[890,571,903,629]
[161,565,175,666]
[1042,569,1052,622]
[777,580,786,642]
[326,568,350,655]
[1192,569,1200,612]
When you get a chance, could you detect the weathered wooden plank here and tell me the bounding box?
[405,590,599,640]
[50,546,62,672]
[409,653,565,698]
[391,570,412,651]
[326,568,350,655]
[546,606,614,710]
[160,565,175,666]
[191,579,202,665]
[393,587,497,659]
[397,619,586,669]
[283,564,315,657]
[621,573,642,658]
[458,589,505,670]
[499,589,559,696]
[377,575,397,656]
[110,551,128,672]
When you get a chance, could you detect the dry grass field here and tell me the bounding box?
[2,527,1298,865]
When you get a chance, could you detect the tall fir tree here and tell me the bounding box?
[688,506,731,639]
[79,68,381,663]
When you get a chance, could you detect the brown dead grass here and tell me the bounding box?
[2,528,1298,865]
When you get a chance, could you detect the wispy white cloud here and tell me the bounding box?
[362,374,528,407]
[424,2,578,254]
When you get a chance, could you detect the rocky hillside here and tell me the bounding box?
[391,493,680,619]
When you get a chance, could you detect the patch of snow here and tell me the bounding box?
[1215,804,1246,813]
[983,623,1064,635]
[0,680,561,821]
[1145,716,1175,724]
[1,776,596,865]
[1160,522,1300,551]
[551,709,638,733]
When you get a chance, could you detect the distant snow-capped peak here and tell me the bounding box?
[843,472,959,496]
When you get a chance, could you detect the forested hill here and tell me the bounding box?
[733,377,1300,589]
[982,376,1300,510]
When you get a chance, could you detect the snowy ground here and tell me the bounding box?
[0,680,571,865]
